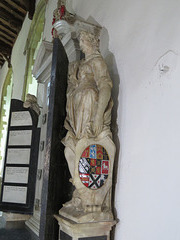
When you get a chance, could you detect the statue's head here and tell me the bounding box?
[25,94,37,103]
[79,31,99,54]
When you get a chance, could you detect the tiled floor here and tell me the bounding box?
[0,214,6,228]
[0,228,36,240]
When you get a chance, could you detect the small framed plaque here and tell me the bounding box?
[6,148,30,165]
[2,186,27,204]
[10,111,32,126]
[4,167,29,184]
[8,130,32,146]
[0,99,40,214]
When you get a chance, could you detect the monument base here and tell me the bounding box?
[25,210,40,236]
[4,213,31,229]
[59,205,114,223]
[54,214,116,240]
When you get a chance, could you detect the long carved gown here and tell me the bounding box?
[62,52,113,152]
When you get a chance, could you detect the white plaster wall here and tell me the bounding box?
[11,15,31,99]
[43,0,58,42]
[72,1,180,240]
[0,62,8,98]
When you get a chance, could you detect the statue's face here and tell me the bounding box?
[79,34,93,54]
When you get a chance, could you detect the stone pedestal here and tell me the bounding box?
[4,213,31,229]
[55,214,116,240]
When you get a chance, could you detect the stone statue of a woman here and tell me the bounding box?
[62,31,113,178]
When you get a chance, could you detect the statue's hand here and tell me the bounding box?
[93,114,103,136]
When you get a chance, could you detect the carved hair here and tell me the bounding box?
[80,31,100,52]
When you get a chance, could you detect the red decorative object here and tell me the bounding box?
[59,5,66,19]
[52,16,56,25]
[51,16,56,37]
[51,4,66,38]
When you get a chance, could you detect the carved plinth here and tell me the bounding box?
[55,214,116,240]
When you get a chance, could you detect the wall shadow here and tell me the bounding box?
[100,27,121,240]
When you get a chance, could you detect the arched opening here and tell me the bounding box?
[22,0,46,101]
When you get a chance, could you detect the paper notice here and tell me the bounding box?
[2,186,27,204]
[4,167,29,184]
[8,130,32,146]
[10,111,32,126]
[6,148,30,164]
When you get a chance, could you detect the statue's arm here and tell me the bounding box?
[92,57,112,136]
[93,85,111,135]
[67,61,79,93]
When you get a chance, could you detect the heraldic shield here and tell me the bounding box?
[72,136,116,220]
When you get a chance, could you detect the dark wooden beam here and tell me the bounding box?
[0,2,24,21]
[0,42,12,55]
[0,53,11,67]
[0,30,14,43]
[28,0,35,20]
[0,8,23,25]
[0,51,10,59]
[0,36,13,47]
[0,53,6,59]
[0,17,21,32]
[0,24,17,37]
[4,0,26,15]
[16,0,29,11]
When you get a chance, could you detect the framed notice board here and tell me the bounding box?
[0,99,40,214]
